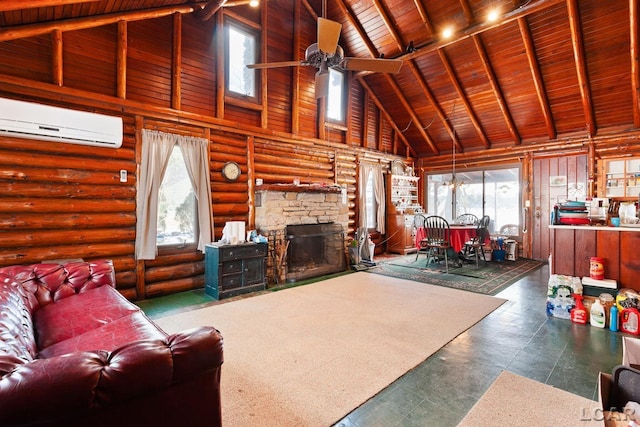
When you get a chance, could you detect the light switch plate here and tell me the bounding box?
[120,170,127,183]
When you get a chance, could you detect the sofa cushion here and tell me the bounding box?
[34,285,139,350]
[38,311,167,359]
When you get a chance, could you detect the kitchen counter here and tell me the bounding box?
[549,224,640,231]
[549,225,640,288]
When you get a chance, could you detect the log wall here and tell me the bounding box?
[0,6,407,300]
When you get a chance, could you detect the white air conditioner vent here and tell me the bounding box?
[0,97,123,148]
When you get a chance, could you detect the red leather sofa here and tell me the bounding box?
[0,259,223,427]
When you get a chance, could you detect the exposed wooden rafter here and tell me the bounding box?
[358,79,416,157]
[472,35,521,145]
[0,3,205,42]
[518,17,556,140]
[631,0,640,127]
[0,0,100,12]
[566,0,595,136]
[437,49,490,150]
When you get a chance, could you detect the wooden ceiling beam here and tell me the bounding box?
[396,0,566,63]
[630,0,640,127]
[437,49,490,150]
[406,61,458,150]
[412,0,434,35]
[370,0,405,52]
[518,17,556,140]
[334,0,379,58]
[0,0,100,12]
[358,78,416,157]
[0,3,205,42]
[566,0,595,136]
[472,35,520,145]
[383,74,439,155]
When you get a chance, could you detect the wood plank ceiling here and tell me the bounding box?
[0,0,637,160]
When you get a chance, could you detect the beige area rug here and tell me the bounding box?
[458,371,602,427]
[156,272,505,427]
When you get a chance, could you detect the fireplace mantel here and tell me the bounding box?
[256,184,341,193]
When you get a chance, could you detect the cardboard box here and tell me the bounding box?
[598,337,640,426]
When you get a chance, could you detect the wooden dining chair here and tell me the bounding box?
[420,215,457,273]
[463,215,491,268]
[412,214,430,261]
[455,213,479,225]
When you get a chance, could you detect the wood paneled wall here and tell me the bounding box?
[0,7,406,300]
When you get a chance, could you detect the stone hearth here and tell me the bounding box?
[255,184,349,284]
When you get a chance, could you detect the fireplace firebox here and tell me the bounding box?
[285,223,346,282]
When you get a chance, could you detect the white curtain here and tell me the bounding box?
[358,162,386,234]
[135,129,213,260]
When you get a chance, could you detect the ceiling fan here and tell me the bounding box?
[247,15,403,99]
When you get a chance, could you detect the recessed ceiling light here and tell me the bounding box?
[442,27,453,39]
[487,9,500,22]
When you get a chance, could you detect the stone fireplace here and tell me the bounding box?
[254,184,349,284]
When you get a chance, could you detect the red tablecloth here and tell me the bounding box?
[415,225,487,253]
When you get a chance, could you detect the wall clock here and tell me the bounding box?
[221,161,241,181]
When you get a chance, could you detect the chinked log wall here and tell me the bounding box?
[0,8,407,300]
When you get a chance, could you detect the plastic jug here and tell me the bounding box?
[621,308,640,335]
[590,299,606,328]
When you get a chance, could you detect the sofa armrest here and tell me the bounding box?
[0,326,223,426]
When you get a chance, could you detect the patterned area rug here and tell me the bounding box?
[367,254,544,295]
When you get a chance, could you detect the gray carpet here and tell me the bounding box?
[155,272,505,427]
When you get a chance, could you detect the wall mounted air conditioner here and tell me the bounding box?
[0,97,123,148]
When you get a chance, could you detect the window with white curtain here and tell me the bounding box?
[157,146,197,247]
[365,172,377,229]
[136,130,213,260]
[425,166,520,235]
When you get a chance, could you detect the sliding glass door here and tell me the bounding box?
[425,166,520,235]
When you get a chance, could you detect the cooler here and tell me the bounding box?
[505,239,518,261]
[581,276,617,298]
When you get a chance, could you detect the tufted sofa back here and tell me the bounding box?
[0,260,116,311]
[0,260,116,370]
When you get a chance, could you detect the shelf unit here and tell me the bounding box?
[601,158,640,199]
[386,174,421,254]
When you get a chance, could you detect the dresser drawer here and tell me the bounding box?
[220,260,243,274]
[220,244,267,261]
[219,273,243,289]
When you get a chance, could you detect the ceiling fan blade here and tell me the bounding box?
[318,17,342,55]
[247,60,305,69]
[340,57,404,74]
[315,71,329,99]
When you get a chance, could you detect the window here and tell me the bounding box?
[136,130,213,260]
[365,172,377,229]
[157,146,196,247]
[326,68,345,122]
[425,166,520,235]
[226,20,258,99]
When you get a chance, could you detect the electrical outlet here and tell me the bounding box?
[120,170,127,183]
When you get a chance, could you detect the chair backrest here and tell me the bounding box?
[412,213,427,231]
[477,215,491,241]
[499,224,518,237]
[456,213,479,225]
[424,215,451,244]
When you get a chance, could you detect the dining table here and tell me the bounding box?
[414,224,489,254]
